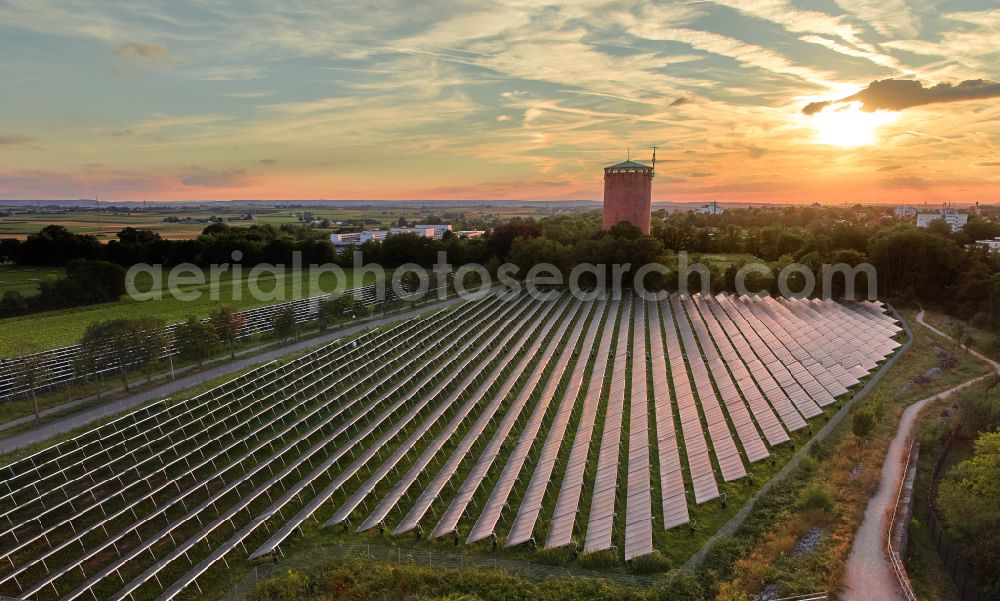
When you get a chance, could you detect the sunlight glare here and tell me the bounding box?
[811,102,898,147]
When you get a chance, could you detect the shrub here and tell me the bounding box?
[577,548,619,570]
[797,485,834,515]
[652,569,706,601]
[629,551,670,575]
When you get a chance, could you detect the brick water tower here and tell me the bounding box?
[602,149,654,235]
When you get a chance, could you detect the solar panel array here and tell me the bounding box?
[0,273,453,401]
[0,292,901,599]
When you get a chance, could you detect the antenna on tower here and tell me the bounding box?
[627,148,630,161]
[651,146,657,172]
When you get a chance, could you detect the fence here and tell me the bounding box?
[925,433,991,601]
[220,542,656,601]
[0,273,455,401]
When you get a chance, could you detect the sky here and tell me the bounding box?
[0,0,998,204]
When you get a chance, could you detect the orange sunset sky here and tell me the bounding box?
[0,1,998,204]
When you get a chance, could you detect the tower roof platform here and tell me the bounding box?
[604,160,653,174]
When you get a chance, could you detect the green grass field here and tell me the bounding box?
[0,265,64,295]
[0,204,546,241]
[695,253,766,270]
[0,267,376,356]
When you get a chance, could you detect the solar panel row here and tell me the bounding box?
[0,292,903,600]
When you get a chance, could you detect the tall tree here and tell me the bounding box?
[272,306,297,341]
[132,317,169,382]
[210,304,246,359]
[174,316,220,367]
[79,319,143,392]
[11,351,51,421]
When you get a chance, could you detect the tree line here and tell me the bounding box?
[3,206,998,328]
[11,294,372,411]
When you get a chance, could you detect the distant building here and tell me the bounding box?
[603,153,654,235]
[389,224,453,239]
[977,237,1000,253]
[916,208,968,232]
[455,230,485,239]
[330,224,454,247]
[330,230,387,246]
[695,201,724,215]
[894,205,917,217]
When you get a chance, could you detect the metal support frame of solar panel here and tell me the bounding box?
[0,271,454,401]
[490,298,606,547]
[397,296,580,539]
[623,298,654,560]
[6,310,468,600]
[33,292,494,600]
[0,312,429,529]
[3,294,480,596]
[0,359,287,518]
[249,293,525,559]
[349,297,553,535]
[659,296,720,504]
[122,296,498,601]
[646,297,689,529]
[461,298,600,544]
[681,295,771,463]
[542,298,621,549]
[688,296,790,447]
[714,295,823,420]
[320,294,541,532]
[583,296,631,554]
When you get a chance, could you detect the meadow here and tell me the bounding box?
[0,267,374,356]
[0,203,555,241]
[0,265,64,295]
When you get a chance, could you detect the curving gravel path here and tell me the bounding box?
[840,310,999,601]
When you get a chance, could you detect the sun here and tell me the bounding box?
[810,101,898,147]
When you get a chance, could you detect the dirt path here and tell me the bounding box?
[840,310,999,601]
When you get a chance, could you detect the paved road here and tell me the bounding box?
[0,298,462,455]
[841,310,999,601]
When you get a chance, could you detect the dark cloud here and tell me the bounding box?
[110,129,134,137]
[747,145,768,159]
[976,161,1000,167]
[0,135,34,145]
[180,167,251,188]
[670,97,688,107]
[877,165,902,171]
[691,172,714,177]
[259,158,277,165]
[804,78,1000,115]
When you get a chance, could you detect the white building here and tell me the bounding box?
[695,201,724,215]
[915,209,968,232]
[330,224,454,247]
[977,237,1000,252]
[894,205,917,217]
[329,230,388,246]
